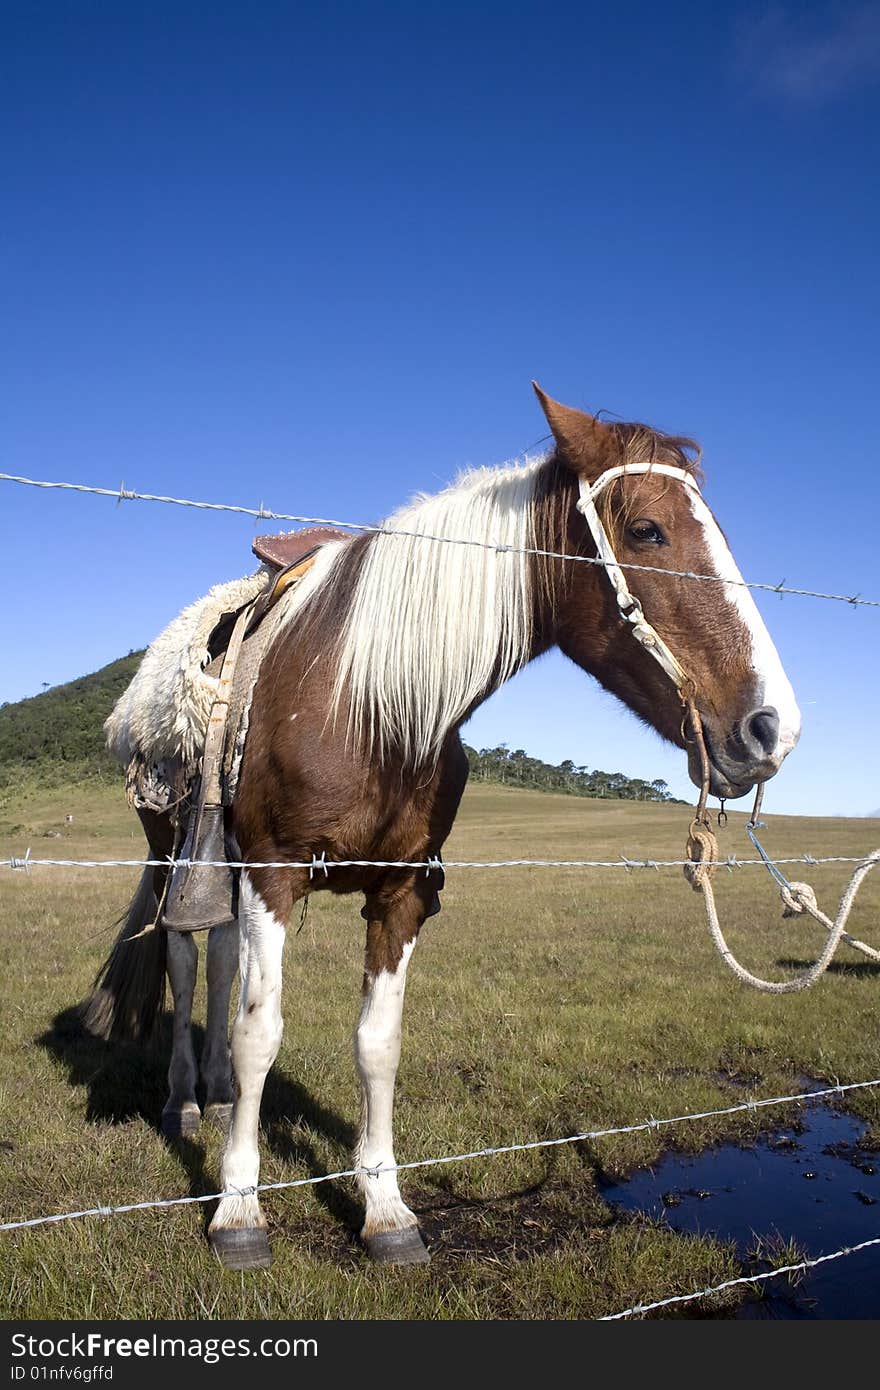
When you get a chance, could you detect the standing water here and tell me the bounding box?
[600,1100,880,1318]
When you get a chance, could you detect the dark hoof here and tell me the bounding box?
[364,1227,430,1266]
[204,1102,234,1133]
[210,1227,272,1271]
[161,1106,201,1138]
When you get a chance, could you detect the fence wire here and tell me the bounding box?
[601,1234,880,1319]
[3,852,876,875]
[2,470,877,608]
[2,1078,877,1235]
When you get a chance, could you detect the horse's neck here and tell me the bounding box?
[519,463,578,663]
[322,460,582,768]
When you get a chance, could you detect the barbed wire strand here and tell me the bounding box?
[2,1078,877,1235]
[1,471,876,609]
[3,853,875,873]
[600,1235,880,1319]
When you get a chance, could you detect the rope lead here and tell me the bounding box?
[681,726,880,991]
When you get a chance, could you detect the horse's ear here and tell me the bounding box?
[532,382,616,475]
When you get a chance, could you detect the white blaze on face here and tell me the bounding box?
[687,491,802,761]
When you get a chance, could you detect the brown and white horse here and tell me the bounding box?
[84,386,800,1269]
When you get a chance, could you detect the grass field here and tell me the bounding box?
[1,778,878,1319]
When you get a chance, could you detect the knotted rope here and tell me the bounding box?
[682,698,880,992]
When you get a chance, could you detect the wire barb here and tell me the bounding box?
[309,851,329,880]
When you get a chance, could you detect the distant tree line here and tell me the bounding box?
[462,743,682,802]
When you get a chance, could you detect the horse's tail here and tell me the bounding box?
[80,866,168,1042]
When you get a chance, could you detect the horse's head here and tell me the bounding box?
[534,386,801,800]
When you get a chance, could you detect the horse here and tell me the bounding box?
[82,385,801,1270]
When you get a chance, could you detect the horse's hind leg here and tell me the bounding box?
[355,876,436,1265]
[161,931,201,1137]
[201,919,238,1130]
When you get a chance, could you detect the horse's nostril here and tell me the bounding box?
[745,706,780,758]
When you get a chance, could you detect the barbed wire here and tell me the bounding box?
[600,1234,880,1319]
[2,1078,877,1236]
[3,851,876,875]
[1,470,877,608]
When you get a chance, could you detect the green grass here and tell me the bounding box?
[1,778,878,1319]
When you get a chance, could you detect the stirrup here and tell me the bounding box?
[162,599,256,933]
[161,802,237,933]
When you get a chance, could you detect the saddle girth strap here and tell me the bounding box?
[202,599,256,805]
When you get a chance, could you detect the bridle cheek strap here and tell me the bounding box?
[576,463,702,693]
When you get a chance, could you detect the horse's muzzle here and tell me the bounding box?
[690,705,799,801]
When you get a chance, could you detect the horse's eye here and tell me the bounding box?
[628,519,666,545]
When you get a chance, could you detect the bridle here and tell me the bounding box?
[575,462,715,822]
[575,462,701,693]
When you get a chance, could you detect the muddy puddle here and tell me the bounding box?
[601,1101,879,1318]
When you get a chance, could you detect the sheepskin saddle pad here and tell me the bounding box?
[104,528,350,815]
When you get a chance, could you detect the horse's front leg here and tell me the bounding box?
[200,919,238,1130]
[208,869,295,1270]
[161,930,201,1137]
[355,876,437,1265]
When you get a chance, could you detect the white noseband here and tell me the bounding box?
[576,463,701,691]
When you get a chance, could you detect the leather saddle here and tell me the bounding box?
[207,527,351,662]
[252,525,351,571]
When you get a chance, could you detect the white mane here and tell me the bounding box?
[330,455,549,767]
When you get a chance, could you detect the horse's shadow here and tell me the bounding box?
[260,1067,361,1231]
[37,1006,172,1127]
[37,1009,579,1248]
[37,1007,361,1235]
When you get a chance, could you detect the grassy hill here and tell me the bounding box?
[0,653,143,788]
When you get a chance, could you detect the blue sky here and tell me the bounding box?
[2,1,879,817]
